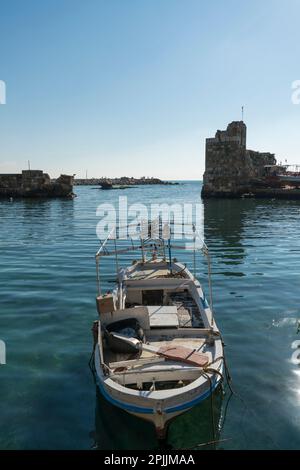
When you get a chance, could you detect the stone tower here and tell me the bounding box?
[201,121,276,197]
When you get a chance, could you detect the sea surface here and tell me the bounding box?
[0,182,300,450]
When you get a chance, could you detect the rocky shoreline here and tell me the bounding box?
[74,176,179,186]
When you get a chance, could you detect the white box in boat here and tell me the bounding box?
[147,305,179,328]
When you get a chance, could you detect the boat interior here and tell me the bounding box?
[97,269,215,392]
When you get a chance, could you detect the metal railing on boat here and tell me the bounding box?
[95,219,215,373]
[95,219,214,318]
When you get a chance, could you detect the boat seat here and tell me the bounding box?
[104,317,145,354]
[101,306,150,330]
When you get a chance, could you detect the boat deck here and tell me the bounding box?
[105,336,212,372]
[107,336,213,382]
[139,337,208,361]
[127,267,184,280]
[169,291,204,328]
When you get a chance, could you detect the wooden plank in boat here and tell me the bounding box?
[148,327,215,337]
[158,345,209,367]
[147,306,179,328]
[109,356,165,369]
[177,307,192,327]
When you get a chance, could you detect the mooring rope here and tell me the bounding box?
[202,370,216,442]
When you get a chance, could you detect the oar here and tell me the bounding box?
[109,333,209,367]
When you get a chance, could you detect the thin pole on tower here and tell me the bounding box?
[242,106,244,122]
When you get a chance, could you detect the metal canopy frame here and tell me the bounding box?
[95,219,214,315]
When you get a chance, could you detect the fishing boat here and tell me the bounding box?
[264,164,300,188]
[100,181,113,190]
[92,220,224,439]
[277,174,300,185]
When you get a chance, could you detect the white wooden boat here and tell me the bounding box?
[92,221,224,439]
[278,174,300,184]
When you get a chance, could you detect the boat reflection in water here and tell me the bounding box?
[93,388,157,450]
[93,384,227,450]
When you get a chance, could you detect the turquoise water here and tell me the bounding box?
[0,182,300,450]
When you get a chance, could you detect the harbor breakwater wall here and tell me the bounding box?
[74,177,177,186]
[0,170,74,198]
[201,121,277,198]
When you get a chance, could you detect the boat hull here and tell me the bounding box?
[94,346,222,437]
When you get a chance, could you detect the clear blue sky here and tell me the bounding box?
[0,0,300,179]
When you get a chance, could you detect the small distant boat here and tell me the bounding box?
[100,182,133,190]
[100,181,113,190]
[264,164,300,187]
[92,220,224,439]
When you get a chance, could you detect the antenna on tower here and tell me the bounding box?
[241,106,244,122]
[28,160,31,170]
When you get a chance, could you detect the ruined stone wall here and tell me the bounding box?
[202,121,276,197]
[0,174,23,190]
[0,170,74,198]
[21,170,51,194]
[246,151,276,178]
